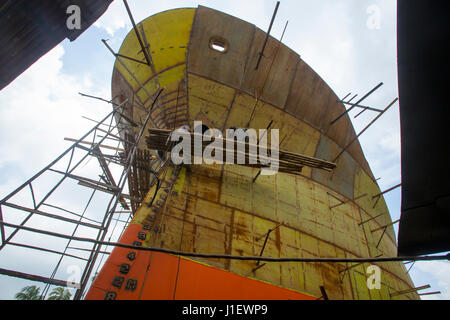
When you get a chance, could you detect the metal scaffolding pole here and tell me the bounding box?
[73,89,163,300]
[0,107,123,250]
[0,100,134,299]
[255,1,280,70]
[2,220,449,265]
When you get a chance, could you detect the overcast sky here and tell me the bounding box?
[0,0,448,300]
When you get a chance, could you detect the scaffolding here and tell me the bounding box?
[0,91,163,299]
[1,0,446,301]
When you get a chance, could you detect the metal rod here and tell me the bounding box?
[252,169,262,183]
[0,206,5,245]
[406,261,415,274]
[329,199,345,209]
[0,268,78,288]
[73,143,122,161]
[77,181,140,202]
[258,120,274,144]
[115,53,148,66]
[371,219,400,233]
[42,176,108,298]
[330,193,367,209]
[0,109,119,262]
[354,106,369,118]
[2,220,450,264]
[419,291,441,296]
[64,147,75,176]
[42,203,102,226]
[96,134,123,144]
[67,246,111,255]
[79,93,138,126]
[137,22,156,74]
[8,242,89,261]
[0,110,120,250]
[353,193,368,201]
[318,286,329,300]
[63,138,125,152]
[256,224,281,242]
[390,285,431,297]
[102,39,157,108]
[48,169,120,191]
[372,183,402,199]
[79,92,118,106]
[252,263,266,272]
[82,115,116,128]
[330,82,384,126]
[358,212,385,226]
[255,1,280,70]
[0,107,127,298]
[254,224,281,267]
[93,146,130,210]
[376,226,387,248]
[347,94,358,104]
[122,0,152,67]
[94,127,126,143]
[339,94,358,105]
[0,109,116,205]
[256,231,271,266]
[372,194,381,208]
[337,100,383,113]
[29,183,37,210]
[74,89,163,299]
[327,192,345,204]
[332,98,398,162]
[280,20,289,42]
[2,202,103,230]
[340,93,352,102]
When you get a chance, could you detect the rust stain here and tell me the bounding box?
[275,226,281,253]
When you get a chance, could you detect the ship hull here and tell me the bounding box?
[86,6,418,300]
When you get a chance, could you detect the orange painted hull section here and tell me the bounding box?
[85,224,315,300]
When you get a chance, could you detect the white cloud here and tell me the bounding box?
[414,261,450,300]
[94,0,271,38]
[0,42,124,299]
[94,0,130,36]
[0,44,109,178]
[380,131,401,156]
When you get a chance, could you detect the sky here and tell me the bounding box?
[0,0,448,300]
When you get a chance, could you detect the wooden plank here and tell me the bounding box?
[145,129,335,171]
